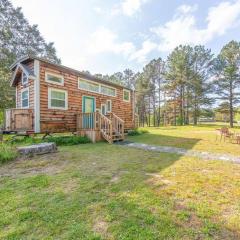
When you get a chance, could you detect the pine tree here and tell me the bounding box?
[213,40,240,127]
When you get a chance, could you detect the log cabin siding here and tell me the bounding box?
[39,62,134,132]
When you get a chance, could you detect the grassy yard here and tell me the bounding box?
[0,125,240,239]
[127,124,240,156]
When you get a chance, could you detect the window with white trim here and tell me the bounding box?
[78,78,117,97]
[123,89,130,102]
[46,72,64,85]
[78,78,99,93]
[100,85,116,97]
[106,100,112,113]
[48,88,68,110]
[21,88,29,108]
[101,104,107,115]
[22,72,28,85]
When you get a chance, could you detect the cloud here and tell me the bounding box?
[151,1,240,52]
[88,27,135,56]
[111,0,150,17]
[129,40,157,63]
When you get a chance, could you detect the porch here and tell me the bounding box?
[4,108,34,132]
[76,112,125,144]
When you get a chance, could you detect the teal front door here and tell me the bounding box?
[82,96,95,128]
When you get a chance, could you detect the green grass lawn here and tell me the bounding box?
[0,133,240,239]
[127,124,240,156]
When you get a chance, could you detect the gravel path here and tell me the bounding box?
[116,141,240,164]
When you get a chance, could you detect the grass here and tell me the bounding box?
[127,124,240,156]
[0,128,240,239]
[0,143,17,164]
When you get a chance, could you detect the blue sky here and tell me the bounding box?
[11,0,240,74]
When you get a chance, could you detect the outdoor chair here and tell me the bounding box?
[216,127,234,142]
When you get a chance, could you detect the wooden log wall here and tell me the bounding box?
[39,61,134,132]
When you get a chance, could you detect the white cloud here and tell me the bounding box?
[111,0,150,17]
[129,40,157,63]
[88,27,135,56]
[151,1,240,52]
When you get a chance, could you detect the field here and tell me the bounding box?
[0,125,240,239]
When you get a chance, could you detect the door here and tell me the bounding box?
[82,96,95,128]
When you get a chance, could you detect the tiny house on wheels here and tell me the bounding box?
[5,56,137,143]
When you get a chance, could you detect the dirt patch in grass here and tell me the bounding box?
[145,172,173,187]
[0,152,69,178]
[93,218,109,236]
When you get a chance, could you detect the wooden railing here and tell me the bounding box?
[76,112,98,130]
[76,111,124,144]
[99,112,113,144]
[107,112,124,141]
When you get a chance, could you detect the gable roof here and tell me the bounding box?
[10,63,36,87]
[10,55,132,90]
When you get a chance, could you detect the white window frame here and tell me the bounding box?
[21,71,28,85]
[123,89,131,102]
[78,78,100,94]
[78,78,117,97]
[21,87,29,109]
[45,72,64,86]
[48,88,68,110]
[100,84,116,97]
[106,100,112,113]
[101,104,107,115]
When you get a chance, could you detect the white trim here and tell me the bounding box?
[48,88,68,110]
[100,84,116,97]
[34,60,41,133]
[45,72,64,86]
[15,87,18,108]
[101,103,107,115]
[21,71,28,85]
[123,89,131,102]
[21,87,29,109]
[106,99,112,113]
[78,77,117,97]
[78,78,100,94]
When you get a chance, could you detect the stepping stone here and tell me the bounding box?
[17,143,57,155]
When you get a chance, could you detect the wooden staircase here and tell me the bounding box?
[99,112,125,144]
[76,111,125,144]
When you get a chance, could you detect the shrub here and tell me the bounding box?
[0,143,18,164]
[128,129,149,136]
[44,135,91,146]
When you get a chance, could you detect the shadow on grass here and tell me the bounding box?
[0,142,239,239]
[127,132,201,150]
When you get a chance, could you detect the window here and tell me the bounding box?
[22,72,28,85]
[123,89,130,102]
[78,78,99,93]
[46,72,64,85]
[21,88,29,108]
[101,104,107,115]
[48,88,68,110]
[100,85,116,97]
[106,100,112,113]
[78,78,117,97]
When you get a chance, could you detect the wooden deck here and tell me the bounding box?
[76,112,124,143]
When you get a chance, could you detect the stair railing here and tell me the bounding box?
[108,112,124,141]
[98,112,113,144]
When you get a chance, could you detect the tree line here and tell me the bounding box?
[1,0,240,128]
[95,41,240,128]
[0,0,60,115]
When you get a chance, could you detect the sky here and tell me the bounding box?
[11,0,240,75]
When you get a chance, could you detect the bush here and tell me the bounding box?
[0,143,18,164]
[128,129,149,136]
[44,135,91,146]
